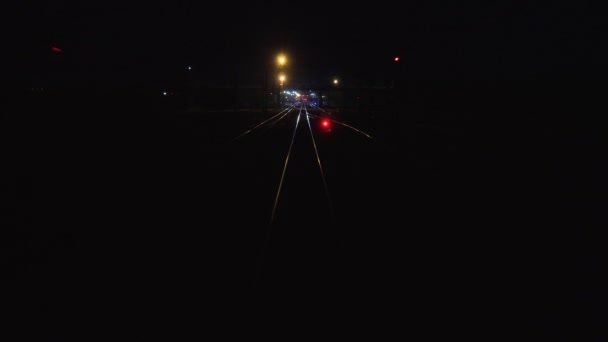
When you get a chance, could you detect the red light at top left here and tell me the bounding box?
[51,47,62,53]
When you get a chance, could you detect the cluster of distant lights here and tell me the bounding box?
[281,91,319,100]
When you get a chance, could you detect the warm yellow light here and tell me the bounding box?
[277,54,287,66]
[333,79,338,84]
[279,74,286,82]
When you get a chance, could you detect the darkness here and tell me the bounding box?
[3,0,608,340]
[11,0,607,82]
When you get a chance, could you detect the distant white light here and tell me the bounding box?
[163,92,167,96]
[187,66,192,70]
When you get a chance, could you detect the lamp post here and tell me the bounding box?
[277,54,287,108]
[263,53,288,111]
[332,78,339,110]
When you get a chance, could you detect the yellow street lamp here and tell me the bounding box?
[277,54,287,67]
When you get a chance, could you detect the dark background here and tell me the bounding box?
[8,0,607,83]
[3,0,608,340]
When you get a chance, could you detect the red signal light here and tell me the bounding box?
[394,56,399,62]
[320,118,331,131]
[51,47,62,53]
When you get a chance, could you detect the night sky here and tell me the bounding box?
[12,0,606,86]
